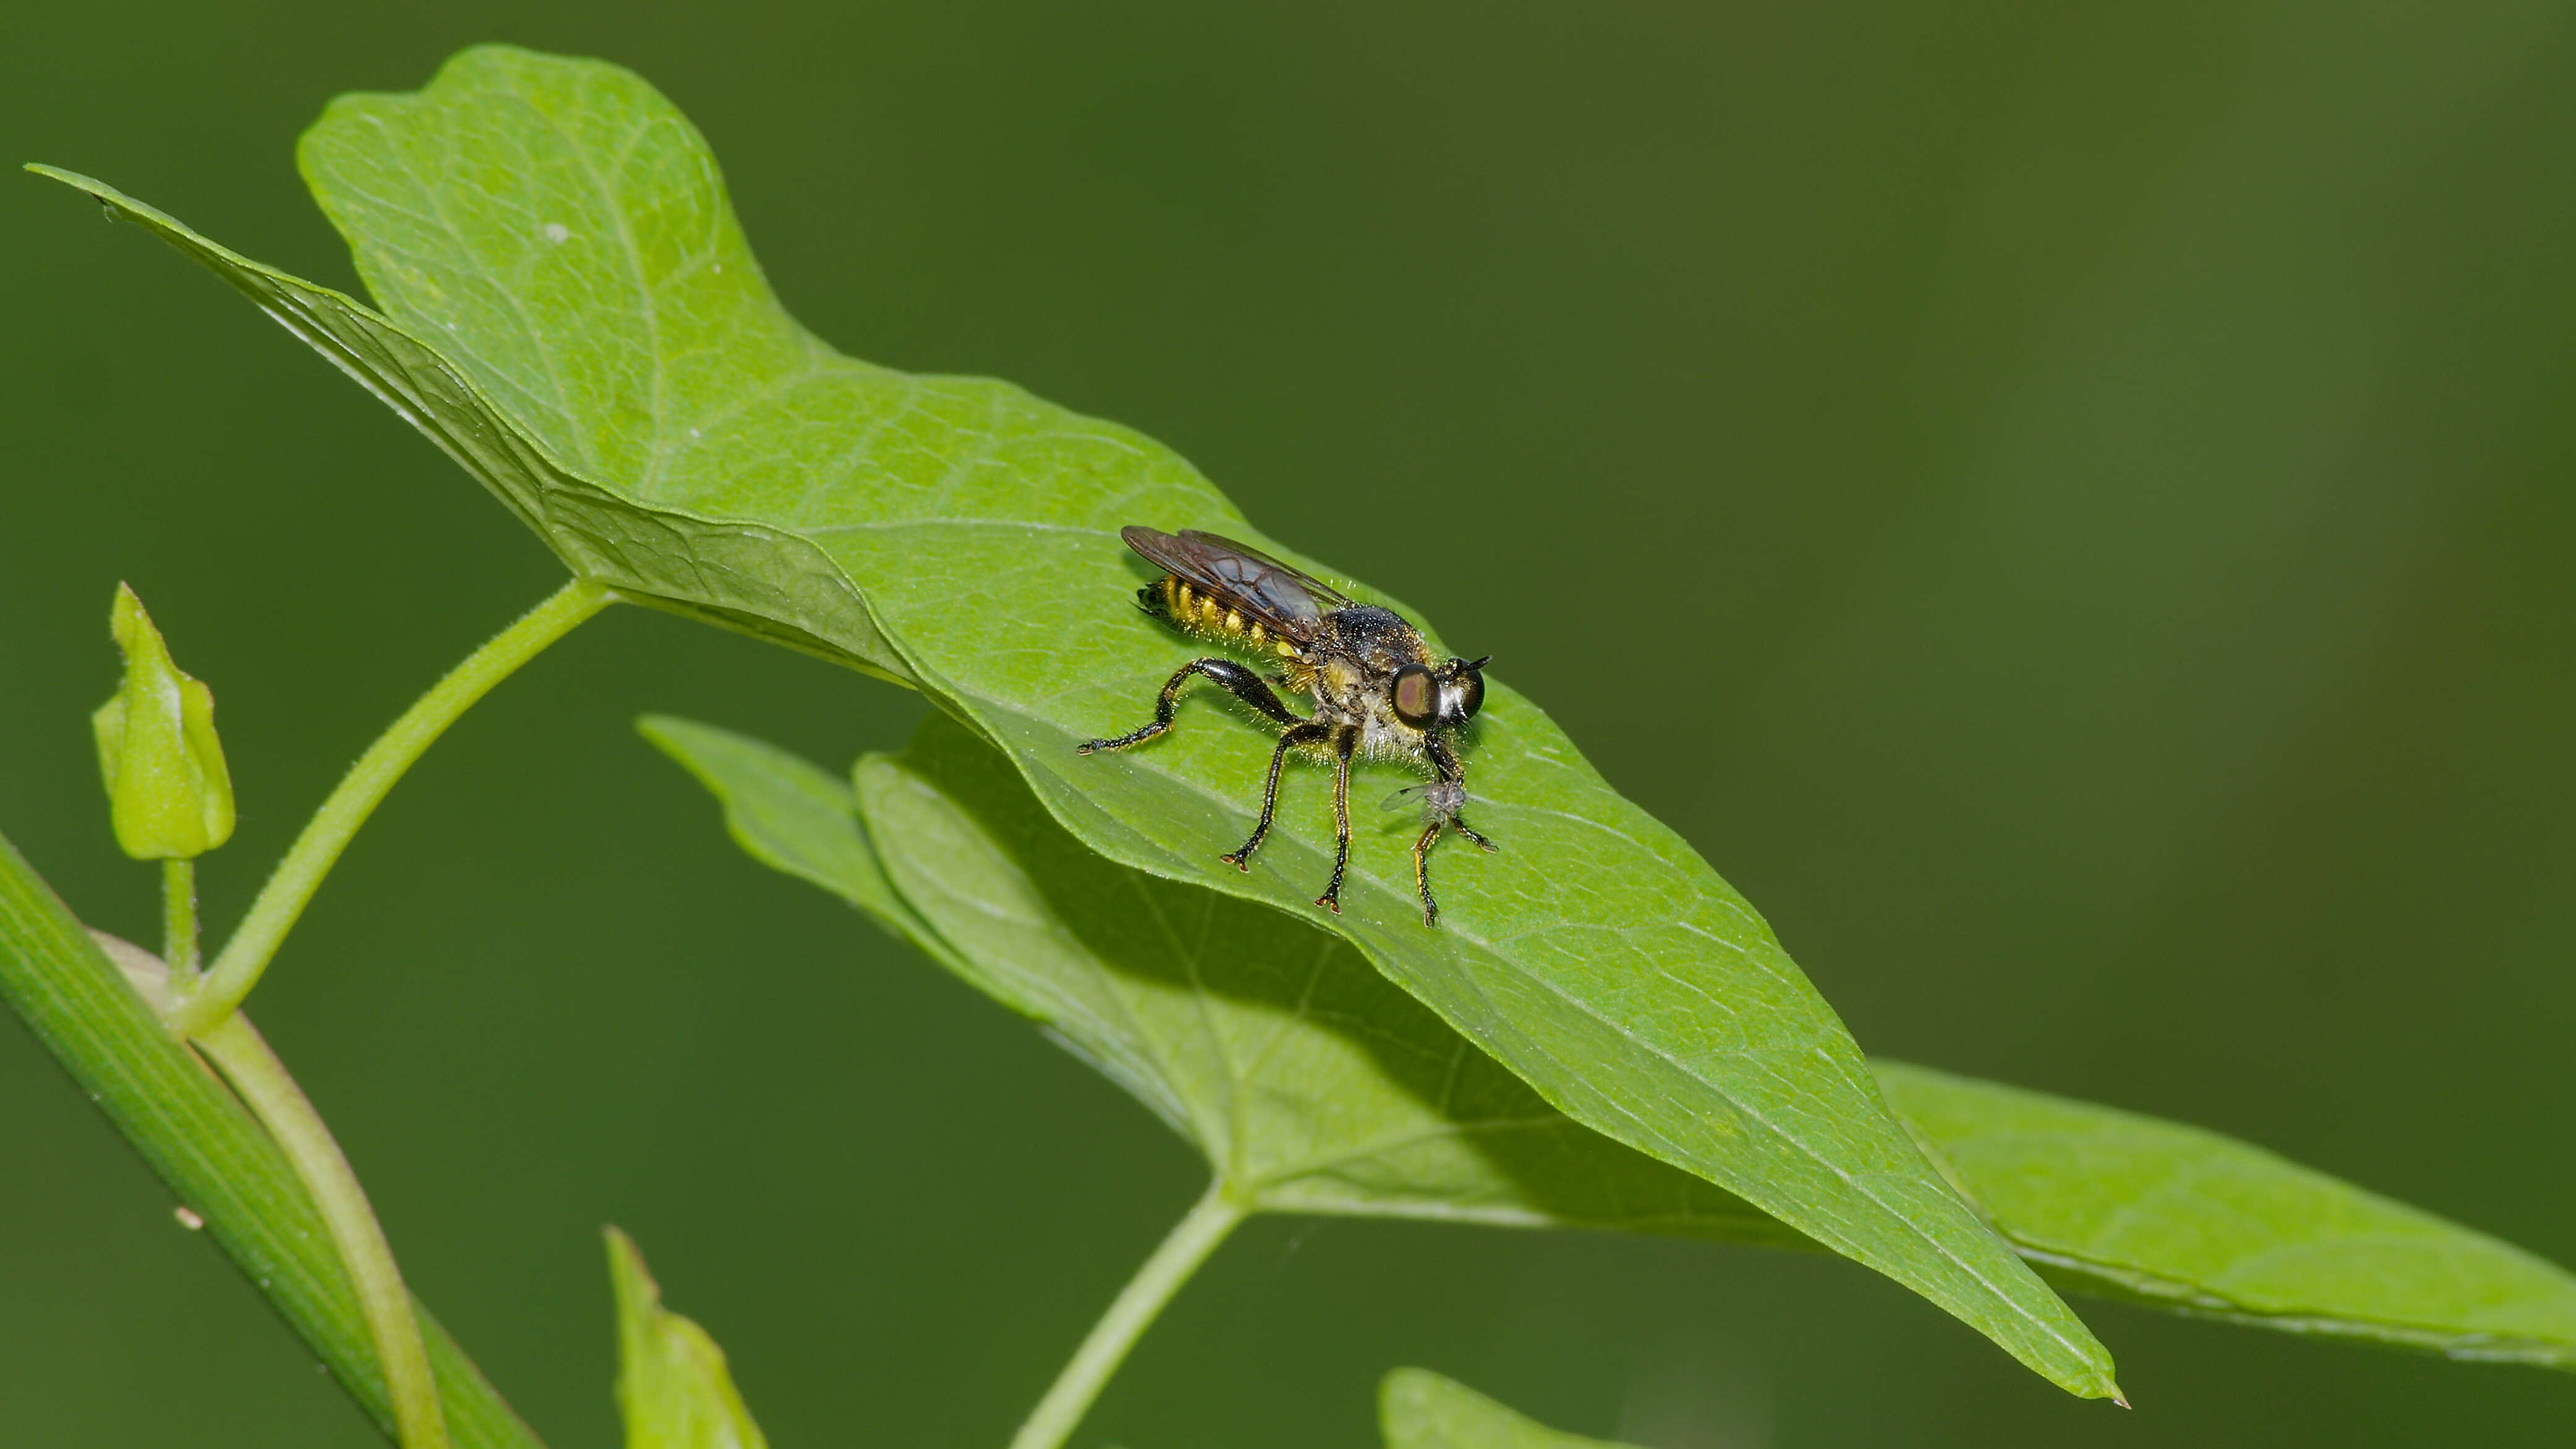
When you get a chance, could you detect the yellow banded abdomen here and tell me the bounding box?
[1154,573,1286,654]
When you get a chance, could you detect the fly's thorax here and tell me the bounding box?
[1313,655,1369,709]
[1323,604,1432,671]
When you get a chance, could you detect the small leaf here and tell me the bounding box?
[638,715,1031,1019]
[30,47,2117,1393]
[607,1228,769,1449]
[93,582,233,860]
[658,715,2576,1370]
[1878,1064,2576,1369]
[1380,1368,1642,1449]
[637,716,911,924]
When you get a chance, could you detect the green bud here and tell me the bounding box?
[92,583,234,860]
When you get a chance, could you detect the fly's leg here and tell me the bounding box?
[1313,726,1359,914]
[1412,815,1501,926]
[1410,735,1498,926]
[1412,822,1445,926]
[1078,658,1300,753]
[1224,720,1334,870]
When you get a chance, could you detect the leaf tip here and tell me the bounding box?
[604,1224,771,1449]
[603,1223,655,1307]
[22,161,93,196]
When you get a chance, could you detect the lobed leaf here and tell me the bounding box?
[31,45,2113,1393]
[1379,1368,1642,1449]
[606,1229,770,1449]
[653,715,2576,1370]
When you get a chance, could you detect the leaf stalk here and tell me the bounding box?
[1008,1181,1247,1449]
[172,578,612,1036]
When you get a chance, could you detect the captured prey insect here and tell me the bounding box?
[1076,526,1498,926]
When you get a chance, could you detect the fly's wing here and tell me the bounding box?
[1121,525,1350,644]
[1171,530,1354,609]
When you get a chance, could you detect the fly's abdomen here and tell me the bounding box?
[1141,573,1300,658]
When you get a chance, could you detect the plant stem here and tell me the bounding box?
[161,858,199,987]
[173,578,612,1037]
[194,1007,450,1449]
[4,849,538,1445]
[1008,1181,1247,1449]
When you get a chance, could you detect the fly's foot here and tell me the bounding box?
[1222,823,1273,871]
[1077,720,1167,755]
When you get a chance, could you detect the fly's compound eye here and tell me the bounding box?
[1439,660,1486,724]
[1390,663,1440,728]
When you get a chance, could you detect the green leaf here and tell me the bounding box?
[1878,1063,2576,1369]
[649,709,1798,1240]
[28,45,2116,1396]
[606,1229,770,1449]
[636,716,916,927]
[1380,1368,1641,1449]
[0,828,542,1447]
[655,715,2576,1371]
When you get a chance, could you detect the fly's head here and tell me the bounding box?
[1388,653,1489,737]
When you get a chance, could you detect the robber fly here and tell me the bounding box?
[1077,526,1496,926]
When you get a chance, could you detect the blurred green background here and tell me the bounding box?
[5,1,2572,1445]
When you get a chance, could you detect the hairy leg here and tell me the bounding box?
[1224,720,1335,869]
[1078,658,1299,753]
[1410,735,1499,925]
[1313,726,1359,913]
[1411,822,1444,926]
